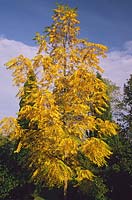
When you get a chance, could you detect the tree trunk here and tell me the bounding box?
[64,177,68,200]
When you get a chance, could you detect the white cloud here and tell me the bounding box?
[102,41,132,88]
[0,38,37,119]
[0,38,132,118]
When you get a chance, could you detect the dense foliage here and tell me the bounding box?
[0,4,132,200]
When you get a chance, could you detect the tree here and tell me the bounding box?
[0,135,34,200]
[94,76,132,200]
[1,4,117,199]
[104,134,132,200]
[121,74,132,138]
[103,74,132,200]
[0,136,18,199]
[0,71,38,199]
[18,69,39,130]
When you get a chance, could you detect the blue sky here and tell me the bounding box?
[1,0,132,48]
[0,0,132,118]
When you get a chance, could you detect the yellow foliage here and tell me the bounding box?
[32,169,39,178]
[0,117,21,138]
[76,168,94,181]
[81,138,112,166]
[1,4,118,191]
[14,141,22,153]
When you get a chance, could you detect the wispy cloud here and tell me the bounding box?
[0,38,132,118]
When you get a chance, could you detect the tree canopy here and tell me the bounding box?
[0,4,117,198]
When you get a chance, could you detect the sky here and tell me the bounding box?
[0,0,132,118]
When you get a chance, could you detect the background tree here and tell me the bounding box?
[104,74,132,200]
[0,135,34,200]
[92,76,132,200]
[1,4,117,199]
[120,74,132,138]
[0,135,18,199]
[108,135,132,200]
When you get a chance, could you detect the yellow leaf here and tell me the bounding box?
[14,141,22,153]
[5,58,17,67]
